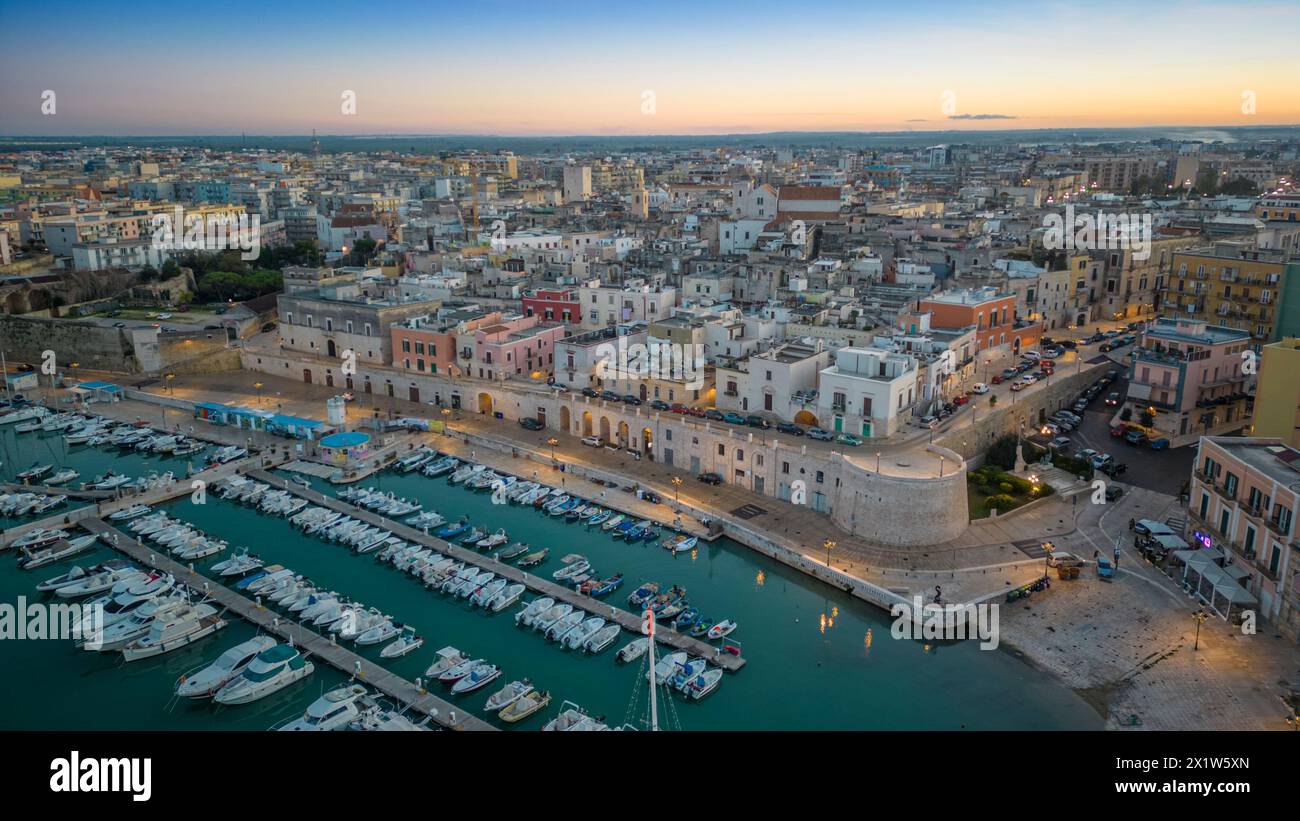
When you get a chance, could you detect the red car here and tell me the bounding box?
[669,403,688,414]
[953,394,970,405]
[990,375,1005,385]
[686,407,707,418]
[1109,425,1127,438]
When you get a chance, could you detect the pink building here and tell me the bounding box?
[463,314,568,382]
[1125,318,1254,438]
[391,310,503,376]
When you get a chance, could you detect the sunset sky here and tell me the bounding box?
[2,0,1297,136]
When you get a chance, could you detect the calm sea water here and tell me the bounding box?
[0,425,1101,730]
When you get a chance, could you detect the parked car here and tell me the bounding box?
[1105,392,1120,406]
[1148,437,1170,450]
[990,375,1005,385]
[953,394,970,405]
[1110,425,1128,438]
[649,399,670,411]
[704,409,725,421]
[697,472,723,485]
[835,433,863,446]
[1134,518,1176,538]
[622,394,643,406]
[1078,448,1099,462]
[669,403,688,414]
[518,417,544,431]
[1010,380,1027,392]
[722,412,747,425]
[1105,484,1124,501]
[1047,551,1082,568]
[1001,368,1018,380]
[1058,339,1078,349]
[1040,422,1061,436]
[1042,347,1063,359]
[1101,461,1127,477]
[1124,430,1148,446]
[1099,341,1116,352]
[600,390,621,402]
[1056,410,1082,424]
[1090,453,1113,469]
[581,387,600,398]
[808,428,835,441]
[1050,436,1072,451]
[971,382,990,394]
[776,422,805,436]
[745,415,770,429]
[581,435,604,447]
[1023,350,1042,362]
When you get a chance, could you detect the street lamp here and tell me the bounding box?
[1041,540,1054,577]
[165,372,175,394]
[441,406,451,435]
[1192,609,1208,650]
[823,538,835,568]
[875,451,882,472]
[672,476,682,502]
[254,381,263,404]
[547,437,559,462]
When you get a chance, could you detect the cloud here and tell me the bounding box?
[948,113,1017,120]
[906,118,928,122]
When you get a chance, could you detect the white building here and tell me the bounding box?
[817,347,919,438]
[715,341,830,421]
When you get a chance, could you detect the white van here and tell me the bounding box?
[1022,350,1042,362]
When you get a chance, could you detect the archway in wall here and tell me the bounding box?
[599,416,611,443]
[1013,336,1022,354]
[302,369,312,384]
[560,406,571,433]
[327,339,337,358]
[794,410,819,427]
[582,411,594,436]
[325,373,334,387]
[639,383,648,401]
[617,421,630,447]
[641,427,653,456]
[477,392,493,414]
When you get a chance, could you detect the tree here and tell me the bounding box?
[161,259,181,278]
[986,433,1020,470]
[1139,409,1156,427]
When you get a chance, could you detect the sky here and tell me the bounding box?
[1,0,1298,136]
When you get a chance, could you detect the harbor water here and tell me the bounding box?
[0,425,1103,730]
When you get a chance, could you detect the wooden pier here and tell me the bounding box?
[78,516,495,732]
[247,469,747,672]
[1,481,119,500]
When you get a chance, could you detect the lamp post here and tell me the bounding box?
[1041,540,1054,577]
[823,538,835,568]
[1192,609,1208,650]
[672,476,682,502]
[547,437,558,463]
[875,451,882,472]
[254,381,264,405]
[441,407,451,436]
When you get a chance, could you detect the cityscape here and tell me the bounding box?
[0,2,1298,776]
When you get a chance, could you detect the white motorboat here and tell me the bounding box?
[175,538,227,561]
[545,610,585,642]
[456,570,495,599]
[213,643,314,705]
[684,668,723,700]
[19,534,97,570]
[437,656,484,683]
[277,684,373,731]
[543,701,606,731]
[108,504,152,521]
[36,559,130,593]
[653,651,688,685]
[58,567,147,599]
[354,619,400,646]
[450,663,501,695]
[475,529,509,550]
[584,624,621,654]
[489,583,527,613]
[553,558,591,581]
[483,679,534,712]
[175,635,278,698]
[246,568,296,595]
[11,528,67,549]
[517,598,559,629]
[45,468,81,485]
[470,578,508,607]
[211,551,264,577]
[424,646,468,679]
[91,473,133,490]
[87,595,190,652]
[122,602,227,661]
[561,616,606,650]
[616,638,649,663]
[379,629,424,659]
[707,619,738,640]
[0,405,49,426]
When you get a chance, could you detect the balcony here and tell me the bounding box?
[1240,503,1266,523]
[1265,516,1292,538]
[1213,483,1236,503]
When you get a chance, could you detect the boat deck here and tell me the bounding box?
[78,516,495,732]
[247,469,747,673]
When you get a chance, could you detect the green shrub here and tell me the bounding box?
[986,494,1017,510]
[999,482,1013,493]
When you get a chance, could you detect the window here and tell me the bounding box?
[717,444,725,456]
[815,471,824,484]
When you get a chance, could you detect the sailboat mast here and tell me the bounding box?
[644,607,658,732]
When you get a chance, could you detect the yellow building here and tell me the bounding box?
[1255,194,1300,222]
[1161,243,1288,347]
[1251,337,1300,447]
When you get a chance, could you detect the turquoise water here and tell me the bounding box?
[0,425,1102,730]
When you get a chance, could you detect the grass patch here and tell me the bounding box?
[967,464,1054,520]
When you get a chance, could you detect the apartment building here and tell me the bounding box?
[1255,193,1300,222]
[457,314,566,382]
[1251,338,1300,448]
[1188,437,1299,641]
[918,286,1042,354]
[1126,318,1254,439]
[817,347,919,438]
[389,309,501,376]
[714,341,830,421]
[1162,243,1288,347]
[1084,155,1160,191]
[578,279,676,329]
[521,287,581,325]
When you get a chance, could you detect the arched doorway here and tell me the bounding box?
[582,411,593,436]
[302,369,312,384]
[641,426,653,456]
[325,372,334,387]
[560,406,571,433]
[599,416,611,443]
[409,386,420,402]
[794,410,818,427]
[327,339,337,358]
[617,420,630,447]
[1012,336,1021,354]
[639,383,648,401]
[477,392,493,415]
